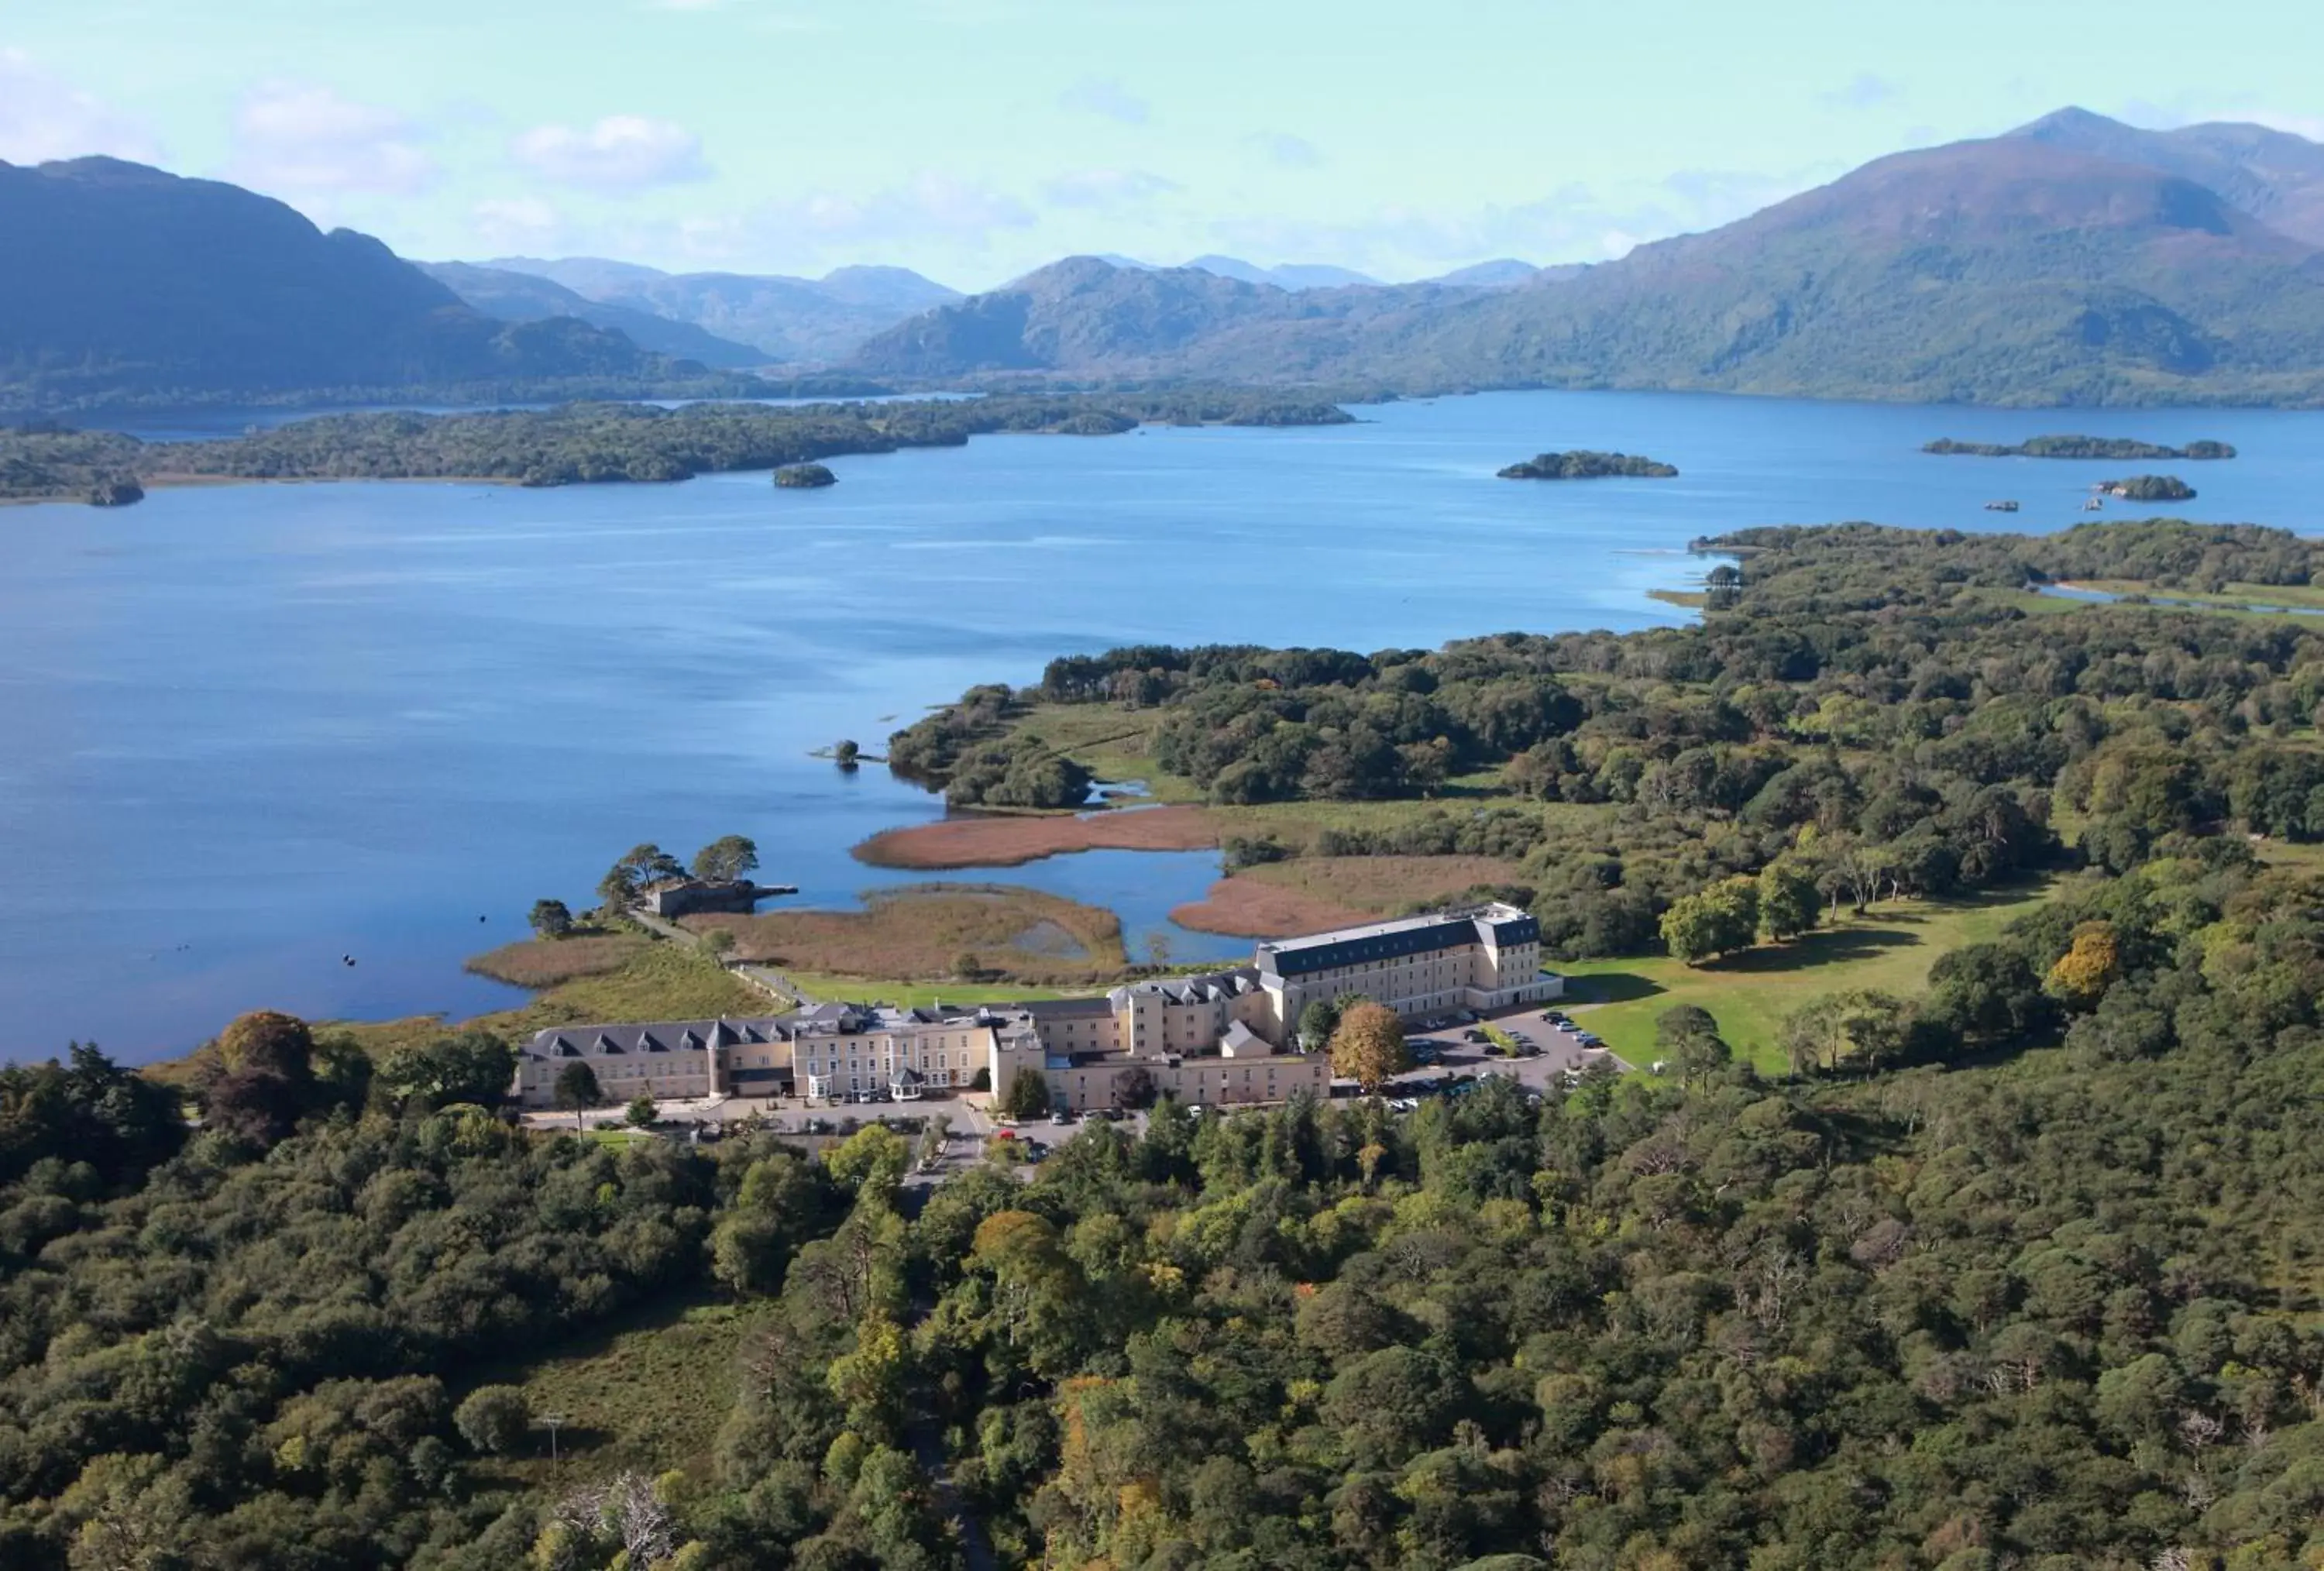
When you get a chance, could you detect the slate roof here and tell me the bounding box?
[1024,996,1118,1019]
[524,1016,786,1061]
[1255,903,1536,979]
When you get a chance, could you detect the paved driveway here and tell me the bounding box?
[1342,1005,1631,1102]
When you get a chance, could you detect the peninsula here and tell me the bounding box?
[1924,435,2236,459]
[1497,449,1679,480]
[0,390,1355,507]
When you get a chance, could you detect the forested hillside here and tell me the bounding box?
[8,519,2324,1568]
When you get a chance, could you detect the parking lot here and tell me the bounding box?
[1357,1002,1631,1105]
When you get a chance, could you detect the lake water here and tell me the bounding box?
[8,388,2324,1058]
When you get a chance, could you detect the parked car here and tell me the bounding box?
[1050,1109,1073,1126]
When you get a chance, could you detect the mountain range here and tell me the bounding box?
[8,108,2324,411]
[414,263,771,368]
[469,258,961,363]
[853,108,2324,405]
[0,158,713,407]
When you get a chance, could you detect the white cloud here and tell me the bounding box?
[1246,132,1322,169]
[511,115,708,189]
[229,82,435,194]
[657,173,1035,270]
[470,197,566,251]
[1042,168,1181,209]
[1058,77,1150,126]
[0,49,163,165]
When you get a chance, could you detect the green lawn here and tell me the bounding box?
[1556,878,2064,1074]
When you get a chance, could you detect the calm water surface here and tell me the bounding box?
[7,389,2324,1057]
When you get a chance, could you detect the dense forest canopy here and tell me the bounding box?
[9,517,2324,1569]
[1496,452,1679,480]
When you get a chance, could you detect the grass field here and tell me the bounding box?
[469,941,772,1038]
[465,933,646,988]
[468,1290,768,1488]
[136,937,775,1083]
[1558,878,2065,1074]
[1010,703,1195,798]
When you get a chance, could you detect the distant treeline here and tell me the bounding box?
[1924,434,2237,459]
[0,390,1354,502]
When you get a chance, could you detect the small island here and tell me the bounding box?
[772,462,837,489]
[1925,435,2237,460]
[2102,475,2198,502]
[1497,450,1679,480]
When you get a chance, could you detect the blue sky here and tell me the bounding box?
[4,0,2320,289]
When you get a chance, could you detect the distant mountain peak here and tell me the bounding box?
[2001,105,2324,246]
[1184,254,1380,290]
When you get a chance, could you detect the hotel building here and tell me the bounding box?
[512,902,1560,1113]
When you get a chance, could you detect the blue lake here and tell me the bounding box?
[6,387,2324,1057]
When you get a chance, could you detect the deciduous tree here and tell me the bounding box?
[1329,1002,1411,1093]
[1659,875,1760,964]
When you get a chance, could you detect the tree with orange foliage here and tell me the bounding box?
[2047,920,2123,1010]
[1329,1002,1412,1094]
